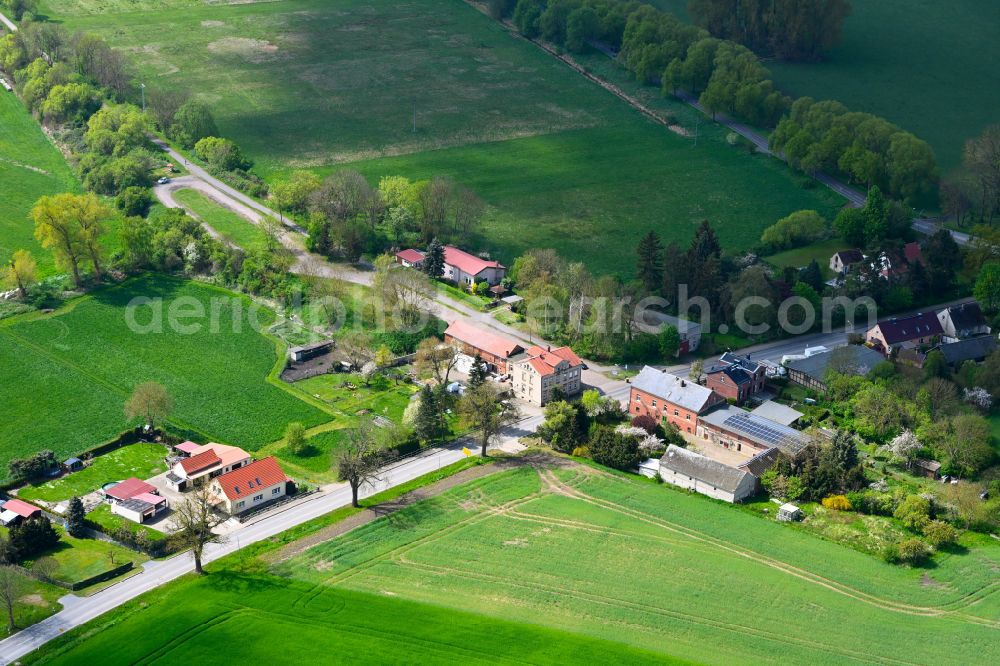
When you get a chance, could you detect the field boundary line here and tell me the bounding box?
[549,471,998,622]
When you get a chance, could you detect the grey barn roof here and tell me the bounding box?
[700,406,811,456]
[659,445,752,493]
[738,448,780,477]
[749,401,803,426]
[937,336,996,365]
[631,366,719,413]
[785,345,886,384]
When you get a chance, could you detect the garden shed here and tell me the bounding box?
[777,503,803,522]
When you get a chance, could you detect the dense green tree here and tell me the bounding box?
[65,497,86,538]
[923,350,949,380]
[423,237,445,278]
[588,426,640,471]
[170,100,219,149]
[414,385,447,444]
[9,516,59,561]
[922,229,961,295]
[658,325,681,357]
[538,400,589,453]
[467,352,488,388]
[566,5,600,53]
[760,209,827,250]
[974,263,1000,313]
[636,230,664,292]
[799,259,825,293]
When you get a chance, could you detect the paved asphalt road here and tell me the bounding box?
[0,415,545,664]
[670,91,969,246]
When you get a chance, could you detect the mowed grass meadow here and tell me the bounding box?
[0,274,331,473]
[0,92,80,276]
[27,463,1000,664]
[42,0,844,275]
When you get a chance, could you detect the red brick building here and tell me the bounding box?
[704,352,767,405]
[444,320,524,375]
[629,366,724,434]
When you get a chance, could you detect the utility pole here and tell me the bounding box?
[140,83,146,112]
[693,116,700,148]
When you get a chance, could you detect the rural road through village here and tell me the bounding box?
[0,420,547,665]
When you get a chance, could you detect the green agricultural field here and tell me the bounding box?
[18,443,167,503]
[270,465,1000,664]
[171,188,270,251]
[42,0,843,276]
[30,462,1000,664]
[0,274,332,474]
[0,92,79,277]
[26,575,673,665]
[762,0,1000,172]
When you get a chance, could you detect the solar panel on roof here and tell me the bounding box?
[722,413,808,455]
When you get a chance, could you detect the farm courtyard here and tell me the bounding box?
[29,461,1000,664]
[39,0,844,276]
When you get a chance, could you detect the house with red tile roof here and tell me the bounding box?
[444,320,524,374]
[510,345,584,405]
[167,442,252,491]
[209,457,290,515]
[442,246,505,287]
[394,248,425,268]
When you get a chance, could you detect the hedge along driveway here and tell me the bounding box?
[0,275,334,473]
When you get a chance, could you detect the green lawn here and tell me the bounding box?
[0,274,332,474]
[18,443,167,504]
[0,568,63,640]
[270,465,1000,664]
[24,527,147,587]
[85,502,166,542]
[0,92,80,277]
[42,0,843,277]
[272,373,418,479]
[765,238,847,280]
[171,188,270,251]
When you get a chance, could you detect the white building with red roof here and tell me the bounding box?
[444,320,524,374]
[166,442,252,491]
[510,345,584,406]
[104,477,158,502]
[442,246,505,287]
[394,248,425,268]
[208,457,290,515]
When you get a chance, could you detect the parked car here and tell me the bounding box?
[157,176,170,184]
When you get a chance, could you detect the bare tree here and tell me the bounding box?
[260,214,284,253]
[372,254,433,328]
[339,331,373,372]
[32,556,59,584]
[174,486,226,575]
[0,565,25,633]
[418,177,454,241]
[415,337,458,386]
[310,170,372,224]
[459,383,521,457]
[124,381,172,430]
[336,420,390,507]
[452,186,485,242]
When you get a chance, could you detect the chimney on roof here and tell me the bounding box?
[680,379,686,387]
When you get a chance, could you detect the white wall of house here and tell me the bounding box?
[658,467,755,503]
[213,481,286,515]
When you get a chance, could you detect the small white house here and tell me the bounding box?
[658,445,756,503]
[209,457,289,516]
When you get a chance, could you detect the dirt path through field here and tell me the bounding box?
[265,456,529,564]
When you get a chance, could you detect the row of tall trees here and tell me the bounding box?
[770,98,938,204]
[267,170,486,262]
[497,1,938,204]
[688,0,852,61]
